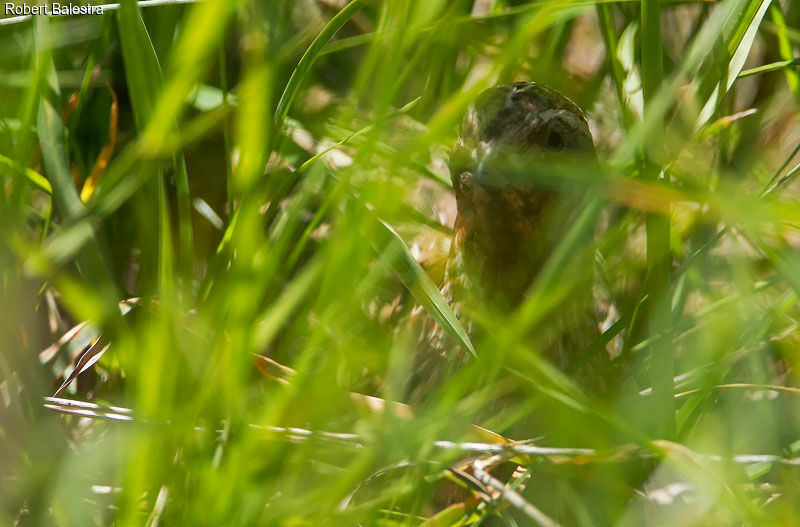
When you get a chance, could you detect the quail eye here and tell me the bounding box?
[547,129,565,151]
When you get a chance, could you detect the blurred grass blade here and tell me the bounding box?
[249,258,323,351]
[117,0,192,279]
[641,0,675,440]
[510,196,603,350]
[117,1,164,129]
[738,57,800,79]
[769,5,800,97]
[36,50,82,219]
[617,21,644,120]
[694,108,757,141]
[0,154,52,194]
[596,5,637,128]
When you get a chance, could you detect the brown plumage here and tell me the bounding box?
[410,81,600,401]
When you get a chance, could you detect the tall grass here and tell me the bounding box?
[2,0,800,525]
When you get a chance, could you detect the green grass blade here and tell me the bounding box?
[769,5,800,98]
[738,57,800,79]
[36,54,82,220]
[273,0,374,133]
[117,0,192,281]
[375,218,475,358]
[596,5,636,128]
[641,0,675,440]
[0,154,52,195]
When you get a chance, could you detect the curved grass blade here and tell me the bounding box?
[273,0,374,133]
[80,86,119,202]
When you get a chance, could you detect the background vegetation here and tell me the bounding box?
[2,0,800,525]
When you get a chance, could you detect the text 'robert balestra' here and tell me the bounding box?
[5,3,104,16]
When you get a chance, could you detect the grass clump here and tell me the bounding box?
[2,0,800,525]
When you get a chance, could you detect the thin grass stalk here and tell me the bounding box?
[218,33,234,224]
[768,5,800,101]
[641,0,675,439]
[596,4,635,130]
[173,151,193,284]
[272,0,374,141]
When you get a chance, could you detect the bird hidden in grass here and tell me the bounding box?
[407,81,617,405]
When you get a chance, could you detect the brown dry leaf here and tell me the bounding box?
[53,338,110,397]
[80,86,118,202]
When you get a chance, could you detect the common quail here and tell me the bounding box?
[410,81,601,402]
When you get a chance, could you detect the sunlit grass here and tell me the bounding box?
[2,0,800,525]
